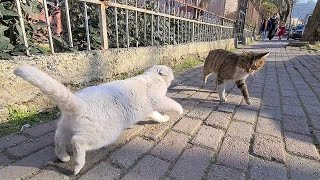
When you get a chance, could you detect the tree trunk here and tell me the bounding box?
[301,0,320,42]
[282,0,293,23]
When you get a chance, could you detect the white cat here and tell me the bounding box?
[14,65,183,174]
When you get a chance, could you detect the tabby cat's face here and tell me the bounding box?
[241,52,270,74]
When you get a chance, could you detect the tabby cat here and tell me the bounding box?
[202,49,269,105]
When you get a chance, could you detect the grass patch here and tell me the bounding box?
[173,57,203,74]
[114,69,145,80]
[298,41,320,52]
[0,106,59,137]
[307,42,320,51]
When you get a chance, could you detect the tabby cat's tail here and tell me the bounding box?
[14,65,83,114]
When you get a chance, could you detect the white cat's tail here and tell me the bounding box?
[14,65,83,114]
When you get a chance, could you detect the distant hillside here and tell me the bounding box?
[292,1,317,20]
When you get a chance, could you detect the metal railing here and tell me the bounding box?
[15,0,238,54]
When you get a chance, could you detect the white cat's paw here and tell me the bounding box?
[60,155,70,162]
[74,165,83,175]
[162,115,170,122]
[178,105,184,114]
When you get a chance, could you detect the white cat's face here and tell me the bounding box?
[148,65,174,87]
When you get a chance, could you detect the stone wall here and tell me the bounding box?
[0,39,235,121]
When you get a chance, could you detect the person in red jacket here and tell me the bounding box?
[277,22,286,40]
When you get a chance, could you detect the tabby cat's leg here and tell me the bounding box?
[235,79,251,105]
[202,68,212,87]
[217,76,227,102]
[213,74,218,92]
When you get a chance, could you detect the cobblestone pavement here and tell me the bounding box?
[1,40,320,180]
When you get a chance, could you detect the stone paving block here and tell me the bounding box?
[110,137,154,169]
[123,155,169,180]
[115,125,144,147]
[185,85,201,91]
[29,166,69,180]
[173,117,202,135]
[252,133,285,163]
[170,146,213,180]
[0,146,57,180]
[186,105,213,120]
[282,116,310,135]
[262,96,280,106]
[208,164,245,180]
[166,91,178,98]
[226,94,243,105]
[315,130,320,145]
[150,131,189,161]
[256,117,282,138]
[192,125,224,150]
[199,100,220,109]
[217,103,236,113]
[178,90,196,95]
[249,92,262,98]
[259,106,281,120]
[78,161,120,180]
[240,97,261,111]
[249,86,263,94]
[23,119,58,137]
[172,92,191,101]
[304,104,320,116]
[282,105,306,117]
[287,154,320,180]
[140,112,182,140]
[6,132,54,157]
[178,99,200,110]
[284,132,319,160]
[282,97,301,106]
[226,121,253,141]
[170,85,189,91]
[205,111,232,130]
[217,136,250,171]
[280,85,295,91]
[263,89,280,97]
[297,89,316,97]
[0,153,12,169]
[190,91,210,100]
[300,96,320,106]
[309,115,320,130]
[249,157,287,180]
[233,108,257,124]
[0,133,27,151]
[281,90,297,97]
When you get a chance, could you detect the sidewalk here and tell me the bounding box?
[1,40,320,180]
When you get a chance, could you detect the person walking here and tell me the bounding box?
[260,17,270,40]
[268,14,277,40]
[277,22,286,40]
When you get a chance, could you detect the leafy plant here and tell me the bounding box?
[63,0,233,50]
[0,0,49,59]
[0,0,75,59]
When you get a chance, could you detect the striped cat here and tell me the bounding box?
[202,49,269,105]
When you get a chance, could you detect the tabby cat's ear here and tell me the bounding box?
[257,52,270,59]
[242,51,249,56]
